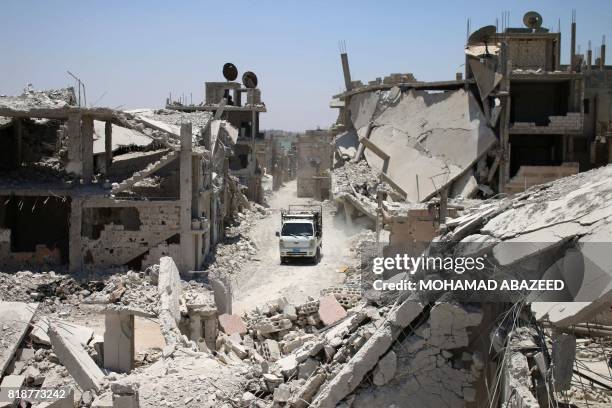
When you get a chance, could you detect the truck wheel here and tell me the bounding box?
[313,249,321,264]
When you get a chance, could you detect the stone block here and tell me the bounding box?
[318,295,347,326]
[218,314,247,335]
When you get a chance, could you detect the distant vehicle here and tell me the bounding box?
[276,205,322,264]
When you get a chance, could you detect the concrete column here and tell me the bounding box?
[587,47,593,70]
[104,121,113,171]
[69,198,83,274]
[66,114,82,175]
[189,314,202,342]
[340,53,353,91]
[497,43,511,193]
[81,116,94,183]
[179,123,195,273]
[570,21,576,71]
[203,317,218,351]
[13,118,22,168]
[103,312,135,373]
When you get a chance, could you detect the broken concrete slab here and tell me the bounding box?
[273,383,291,403]
[92,121,153,155]
[290,373,327,408]
[297,357,318,380]
[0,302,38,377]
[372,350,396,386]
[0,375,25,407]
[468,58,503,100]
[450,169,478,199]
[363,89,496,202]
[318,295,347,326]
[263,373,283,392]
[91,392,113,408]
[30,317,94,347]
[428,302,482,350]
[274,355,298,379]
[48,324,105,392]
[158,256,181,324]
[312,324,394,407]
[218,314,247,336]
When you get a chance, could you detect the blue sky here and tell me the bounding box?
[1,1,611,131]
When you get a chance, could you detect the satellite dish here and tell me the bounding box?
[468,25,496,45]
[523,11,543,29]
[242,71,258,89]
[223,63,238,81]
[468,25,497,57]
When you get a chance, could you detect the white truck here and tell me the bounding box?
[276,205,323,264]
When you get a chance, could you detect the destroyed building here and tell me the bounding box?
[0,86,248,275]
[167,71,269,204]
[296,129,333,200]
[331,11,612,210]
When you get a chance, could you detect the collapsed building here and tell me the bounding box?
[331,11,612,221]
[0,85,248,275]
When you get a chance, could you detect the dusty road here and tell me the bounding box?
[232,180,359,313]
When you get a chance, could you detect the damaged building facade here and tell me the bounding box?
[166,73,269,204]
[0,86,248,275]
[296,129,333,200]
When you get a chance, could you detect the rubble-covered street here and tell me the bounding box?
[1,3,612,408]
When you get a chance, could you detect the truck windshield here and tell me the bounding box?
[281,223,313,236]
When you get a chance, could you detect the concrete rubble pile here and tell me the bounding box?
[202,282,498,408]
[331,161,392,221]
[429,164,612,408]
[83,271,159,317]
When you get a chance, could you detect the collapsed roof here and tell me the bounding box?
[337,87,497,203]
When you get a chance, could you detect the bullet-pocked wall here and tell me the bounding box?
[80,204,181,270]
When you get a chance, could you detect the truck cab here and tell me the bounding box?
[277,205,322,264]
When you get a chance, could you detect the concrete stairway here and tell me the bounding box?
[117,229,180,268]
[112,149,179,194]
